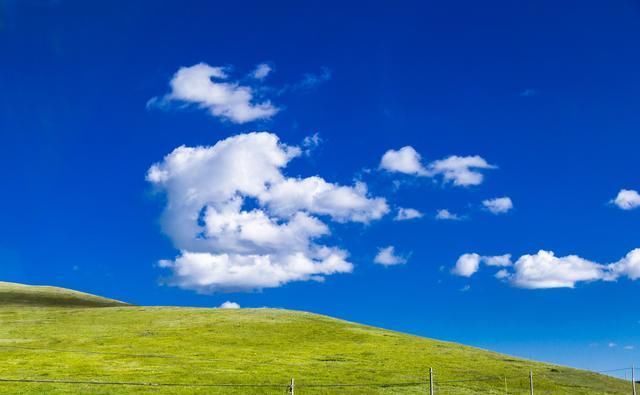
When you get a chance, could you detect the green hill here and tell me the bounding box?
[0,281,128,307]
[0,283,631,394]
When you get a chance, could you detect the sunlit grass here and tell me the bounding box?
[0,283,630,394]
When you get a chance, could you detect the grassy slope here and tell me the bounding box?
[0,281,128,308]
[0,285,630,394]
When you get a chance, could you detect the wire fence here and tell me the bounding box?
[0,373,636,394]
[0,344,637,394]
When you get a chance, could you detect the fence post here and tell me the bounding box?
[632,364,636,395]
[289,378,295,395]
[529,370,534,395]
[429,367,434,395]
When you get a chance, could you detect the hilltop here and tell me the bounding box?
[0,281,128,308]
[0,282,631,394]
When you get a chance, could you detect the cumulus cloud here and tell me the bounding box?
[395,208,423,221]
[260,178,388,223]
[453,248,640,289]
[482,197,513,214]
[609,248,640,280]
[219,301,240,309]
[509,251,609,289]
[379,146,426,175]
[611,189,640,210]
[451,253,481,277]
[435,209,462,221]
[452,253,512,277]
[251,63,272,80]
[150,63,279,124]
[148,132,388,293]
[379,146,495,186]
[374,246,407,266]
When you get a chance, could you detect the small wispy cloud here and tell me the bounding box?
[374,246,408,266]
[482,197,513,214]
[301,132,322,155]
[435,209,462,221]
[395,208,423,221]
[251,63,272,80]
[296,67,332,90]
[278,67,332,94]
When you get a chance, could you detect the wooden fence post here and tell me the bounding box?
[289,378,295,395]
[529,370,534,395]
[429,367,434,395]
[632,365,636,395]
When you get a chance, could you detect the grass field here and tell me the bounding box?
[0,282,631,394]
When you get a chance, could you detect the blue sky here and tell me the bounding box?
[1,0,639,373]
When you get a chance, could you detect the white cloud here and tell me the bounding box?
[611,189,640,210]
[395,208,423,221]
[435,209,461,221]
[454,248,640,289]
[495,269,510,279]
[510,251,608,289]
[379,146,495,186]
[452,253,512,277]
[483,254,512,267]
[219,301,240,309]
[260,178,388,223]
[148,132,388,293]
[482,197,513,214]
[624,345,635,350]
[609,248,640,280]
[452,253,481,277]
[608,342,617,348]
[374,246,407,266]
[151,63,279,124]
[251,63,272,80]
[428,155,496,186]
[379,146,426,175]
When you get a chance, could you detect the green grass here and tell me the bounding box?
[0,281,128,308]
[0,283,631,394]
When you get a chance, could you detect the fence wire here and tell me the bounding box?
[0,344,637,394]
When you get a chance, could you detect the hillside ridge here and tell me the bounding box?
[0,281,128,307]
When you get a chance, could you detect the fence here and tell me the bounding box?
[0,344,637,394]
[0,369,636,394]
